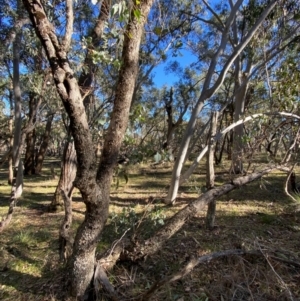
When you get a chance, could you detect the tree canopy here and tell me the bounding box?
[0,0,300,300]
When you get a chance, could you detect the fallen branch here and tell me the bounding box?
[136,244,300,301]
[127,166,275,261]
[97,166,276,273]
[136,249,259,301]
[93,264,121,301]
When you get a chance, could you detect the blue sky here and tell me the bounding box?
[152,49,197,87]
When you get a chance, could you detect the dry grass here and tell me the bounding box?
[0,158,300,300]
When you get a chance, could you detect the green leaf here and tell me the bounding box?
[134,9,141,21]
[153,27,162,36]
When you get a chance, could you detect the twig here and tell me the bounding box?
[136,249,257,301]
[241,260,255,301]
[109,227,131,257]
[256,240,295,301]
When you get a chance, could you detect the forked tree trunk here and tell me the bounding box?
[35,114,54,174]
[22,1,154,299]
[165,1,277,204]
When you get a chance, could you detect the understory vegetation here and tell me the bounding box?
[1,0,300,299]
[1,157,300,301]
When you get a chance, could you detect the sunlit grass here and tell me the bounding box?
[0,156,300,300]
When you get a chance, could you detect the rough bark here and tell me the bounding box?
[12,31,23,169]
[22,0,154,298]
[35,114,54,174]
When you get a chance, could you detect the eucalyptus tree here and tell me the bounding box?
[22,0,154,298]
[166,0,297,204]
[228,0,300,173]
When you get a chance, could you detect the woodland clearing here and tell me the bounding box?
[0,157,300,301]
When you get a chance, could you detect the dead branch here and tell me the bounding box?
[256,240,295,301]
[97,166,276,273]
[136,249,260,301]
[136,244,300,301]
[93,264,120,301]
[127,166,275,261]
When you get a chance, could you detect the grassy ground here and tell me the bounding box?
[0,157,300,300]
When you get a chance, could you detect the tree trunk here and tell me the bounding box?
[8,90,14,185]
[50,139,77,212]
[58,141,76,260]
[0,29,23,232]
[35,114,54,174]
[206,112,218,230]
[22,0,154,298]
[24,95,36,175]
[165,1,277,203]
[98,166,276,273]
[232,58,253,173]
[163,87,188,152]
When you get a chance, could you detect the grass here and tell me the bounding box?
[0,157,300,300]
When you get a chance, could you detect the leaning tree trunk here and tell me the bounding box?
[22,0,154,299]
[165,1,277,203]
[35,114,54,174]
[97,166,276,280]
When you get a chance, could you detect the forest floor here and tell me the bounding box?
[0,157,300,301]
